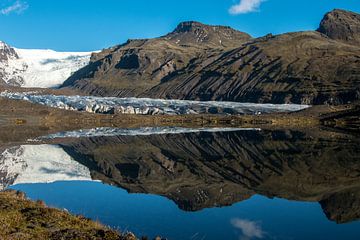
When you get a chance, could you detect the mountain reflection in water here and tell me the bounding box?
[2,128,360,240]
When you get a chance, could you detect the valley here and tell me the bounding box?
[0,6,359,240]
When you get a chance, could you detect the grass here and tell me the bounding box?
[0,190,137,240]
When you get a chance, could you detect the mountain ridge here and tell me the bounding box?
[60,9,360,105]
[1,9,359,105]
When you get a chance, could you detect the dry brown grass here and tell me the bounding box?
[0,190,136,240]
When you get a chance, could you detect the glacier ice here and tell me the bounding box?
[0,91,311,115]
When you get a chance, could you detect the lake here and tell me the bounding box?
[1,128,360,239]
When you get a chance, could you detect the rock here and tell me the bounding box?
[317,9,360,45]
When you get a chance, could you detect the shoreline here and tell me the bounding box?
[0,190,138,240]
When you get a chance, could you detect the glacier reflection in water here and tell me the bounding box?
[0,145,92,190]
[36,126,260,139]
[0,91,311,115]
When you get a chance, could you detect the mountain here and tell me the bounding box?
[61,22,252,97]
[0,41,92,88]
[62,9,360,105]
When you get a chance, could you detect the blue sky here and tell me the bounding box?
[1,0,359,51]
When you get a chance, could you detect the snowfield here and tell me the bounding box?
[14,48,92,88]
[0,41,93,88]
[0,91,311,115]
[0,145,92,190]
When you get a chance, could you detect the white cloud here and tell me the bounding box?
[231,218,265,239]
[229,0,265,15]
[1,1,28,15]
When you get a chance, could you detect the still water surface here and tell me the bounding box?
[1,128,359,239]
[11,181,360,240]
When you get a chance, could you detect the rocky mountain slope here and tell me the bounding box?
[0,41,92,88]
[62,21,251,97]
[62,9,360,105]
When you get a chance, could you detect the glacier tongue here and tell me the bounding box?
[0,91,311,115]
[0,145,92,190]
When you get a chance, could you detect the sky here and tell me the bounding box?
[0,0,359,52]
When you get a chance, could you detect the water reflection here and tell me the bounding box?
[0,145,91,190]
[1,128,360,239]
[10,181,360,240]
[57,129,360,223]
[230,218,265,240]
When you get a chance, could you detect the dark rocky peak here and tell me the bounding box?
[317,9,360,45]
[173,21,212,33]
[320,187,360,223]
[164,21,252,48]
[0,41,18,61]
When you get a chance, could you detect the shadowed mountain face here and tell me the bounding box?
[59,129,360,223]
[62,9,360,105]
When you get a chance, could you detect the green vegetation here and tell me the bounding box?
[0,190,136,240]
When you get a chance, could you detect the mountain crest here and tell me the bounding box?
[172,21,233,33]
[0,41,18,61]
[165,21,251,48]
[317,9,360,45]
[173,21,206,33]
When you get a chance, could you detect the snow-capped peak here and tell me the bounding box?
[0,41,94,88]
[0,41,6,49]
[0,41,18,60]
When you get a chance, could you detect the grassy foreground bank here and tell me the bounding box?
[0,190,137,240]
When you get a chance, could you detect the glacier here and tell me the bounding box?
[0,145,92,190]
[0,41,93,88]
[0,91,311,115]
